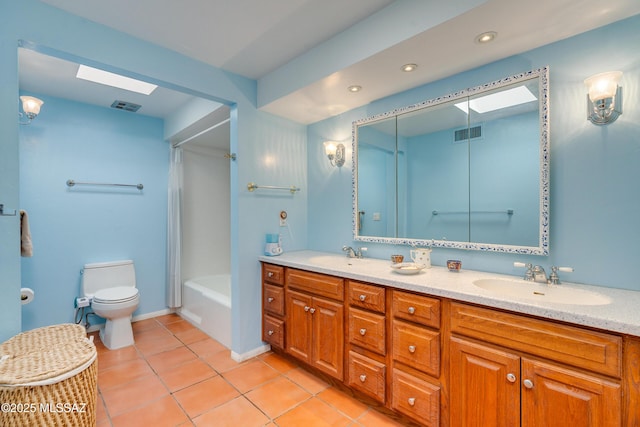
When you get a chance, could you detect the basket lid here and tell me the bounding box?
[0,324,96,386]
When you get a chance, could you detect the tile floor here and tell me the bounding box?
[93,313,406,427]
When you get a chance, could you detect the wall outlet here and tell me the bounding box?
[75,296,90,308]
[373,212,381,221]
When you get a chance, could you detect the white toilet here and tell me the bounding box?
[82,260,140,350]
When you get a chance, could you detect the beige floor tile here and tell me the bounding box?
[222,359,280,393]
[173,375,240,418]
[285,367,330,394]
[188,337,227,357]
[96,345,141,371]
[134,332,184,357]
[276,397,352,427]
[164,319,197,334]
[175,327,210,345]
[193,396,269,427]
[202,349,246,373]
[154,313,184,325]
[157,358,217,392]
[245,375,311,418]
[259,352,298,373]
[131,318,161,333]
[356,408,408,426]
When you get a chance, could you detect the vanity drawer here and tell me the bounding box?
[348,308,386,355]
[263,264,284,286]
[347,281,385,313]
[286,269,344,301]
[263,283,285,316]
[450,302,622,378]
[348,351,386,403]
[392,320,440,376]
[263,315,284,349]
[392,291,440,329]
[391,368,440,427]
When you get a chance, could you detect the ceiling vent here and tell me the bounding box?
[111,100,141,112]
[454,124,482,143]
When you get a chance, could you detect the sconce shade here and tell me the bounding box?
[323,141,345,167]
[20,96,44,119]
[584,71,622,102]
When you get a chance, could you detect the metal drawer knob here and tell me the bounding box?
[268,330,274,336]
[407,306,416,314]
[304,306,310,312]
[267,297,274,303]
[408,397,416,406]
[359,374,367,382]
[359,328,367,336]
[359,294,366,302]
[267,272,274,277]
[408,345,416,353]
[523,379,534,389]
[506,373,516,383]
[309,308,316,314]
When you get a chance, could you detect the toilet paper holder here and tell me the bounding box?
[0,204,17,216]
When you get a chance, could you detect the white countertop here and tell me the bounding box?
[259,250,640,337]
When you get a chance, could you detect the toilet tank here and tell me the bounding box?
[82,260,136,297]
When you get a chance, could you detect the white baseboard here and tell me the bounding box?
[231,344,271,362]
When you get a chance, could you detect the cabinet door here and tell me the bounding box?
[450,337,520,427]
[286,290,313,364]
[311,296,344,380]
[521,358,621,427]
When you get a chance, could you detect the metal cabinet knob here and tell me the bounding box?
[304,306,310,312]
[267,272,274,277]
[408,306,416,314]
[523,379,534,389]
[267,297,274,303]
[407,397,416,406]
[408,345,416,353]
[309,308,316,314]
[359,294,366,302]
[506,373,516,383]
[359,374,367,383]
[359,328,367,336]
[268,330,274,336]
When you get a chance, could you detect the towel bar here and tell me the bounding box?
[67,180,143,190]
[247,182,300,194]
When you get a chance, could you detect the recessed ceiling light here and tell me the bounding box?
[401,63,418,72]
[347,85,362,93]
[475,31,497,44]
[76,65,158,95]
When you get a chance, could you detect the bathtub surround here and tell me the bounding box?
[181,275,232,348]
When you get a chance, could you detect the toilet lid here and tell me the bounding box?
[93,287,138,303]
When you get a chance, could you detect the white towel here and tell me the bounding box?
[20,210,33,257]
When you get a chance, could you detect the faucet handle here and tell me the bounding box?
[514,262,534,281]
[356,247,368,258]
[549,266,573,285]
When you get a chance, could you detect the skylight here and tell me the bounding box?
[455,86,537,114]
[76,65,158,95]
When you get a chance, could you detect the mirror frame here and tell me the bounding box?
[352,66,549,255]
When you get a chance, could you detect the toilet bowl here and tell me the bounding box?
[82,260,140,350]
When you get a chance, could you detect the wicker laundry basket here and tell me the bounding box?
[0,323,97,427]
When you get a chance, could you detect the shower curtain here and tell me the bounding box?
[167,146,183,308]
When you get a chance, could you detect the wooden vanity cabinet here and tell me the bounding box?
[450,302,622,427]
[285,269,345,381]
[262,264,285,349]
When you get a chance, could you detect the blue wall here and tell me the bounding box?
[19,94,168,331]
[308,15,640,291]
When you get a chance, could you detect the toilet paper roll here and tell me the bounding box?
[20,287,35,305]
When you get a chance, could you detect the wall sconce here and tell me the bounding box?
[584,71,622,125]
[19,96,44,125]
[323,141,345,167]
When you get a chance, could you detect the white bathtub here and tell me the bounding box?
[179,274,231,348]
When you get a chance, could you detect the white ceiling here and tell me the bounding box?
[22,0,640,125]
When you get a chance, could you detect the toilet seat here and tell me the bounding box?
[93,287,139,304]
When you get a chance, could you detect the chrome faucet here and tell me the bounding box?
[342,246,367,259]
[515,262,574,285]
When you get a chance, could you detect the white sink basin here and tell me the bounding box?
[307,255,369,267]
[472,278,611,306]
